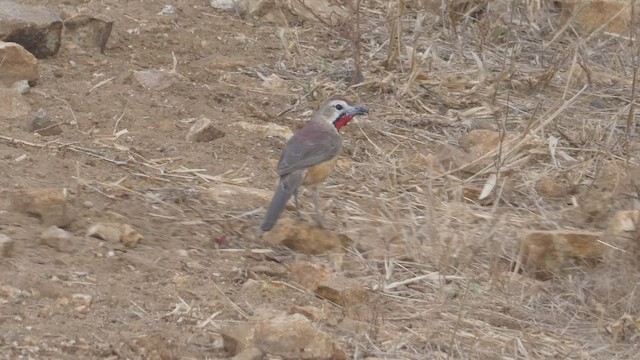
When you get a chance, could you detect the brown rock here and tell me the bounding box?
[86,223,143,248]
[316,276,371,320]
[537,177,571,199]
[433,143,474,173]
[290,261,330,290]
[262,218,351,255]
[0,41,38,85]
[63,14,113,53]
[605,210,640,262]
[0,1,63,58]
[405,152,445,175]
[186,117,225,142]
[10,187,75,227]
[0,234,14,257]
[0,88,30,119]
[458,129,503,157]
[287,305,324,321]
[518,230,603,279]
[222,313,346,359]
[229,121,293,140]
[39,226,74,252]
[189,53,246,71]
[561,0,633,34]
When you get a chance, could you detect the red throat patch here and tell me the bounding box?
[334,114,354,131]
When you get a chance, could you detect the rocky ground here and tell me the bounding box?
[1,0,640,359]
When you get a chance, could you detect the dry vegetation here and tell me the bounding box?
[2,0,640,358]
[260,0,640,357]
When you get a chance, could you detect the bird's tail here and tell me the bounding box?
[261,183,294,231]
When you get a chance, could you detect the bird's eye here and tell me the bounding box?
[335,104,343,110]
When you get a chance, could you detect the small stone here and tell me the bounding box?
[0,1,63,58]
[12,79,30,94]
[229,121,293,140]
[0,234,14,257]
[315,276,371,320]
[287,305,324,321]
[0,41,38,86]
[63,14,113,53]
[10,187,75,227]
[262,218,351,255]
[250,263,288,277]
[71,293,92,307]
[39,226,74,253]
[186,117,225,142]
[0,88,31,119]
[133,69,176,90]
[176,249,189,257]
[86,222,143,248]
[518,230,603,279]
[29,108,62,136]
[221,313,346,359]
[289,261,330,290]
[205,184,272,209]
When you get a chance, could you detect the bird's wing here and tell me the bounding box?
[276,124,341,176]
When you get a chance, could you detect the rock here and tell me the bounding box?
[222,313,346,359]
[212,0,349,25]
[433,143,474,173]
[405,152,445,175]
[605,210,640,262]
[260,74,289,91]
[560,0,633,34]
[210,0,236,10]
[0,1,63,58]
[287,305,324,321]
[229,121,293,140]
[86,223,143,248]
[205,184,272,209]
[316,276,371,320]
[133,69,176,90]
[10,187,75,227]
[536,176,573,199]
[290,261,330,290]
[39,226,74,252]
[458,129,504,157]
[0,283,28,303]
[29,108,62,136]
[0,41,38,86]
[262,218,351,255]
[249,263,288,277]
[0,234,14,257]
[63,14,113,53]
[0,88,31,119]
[185,117,225,142]
[12,79,30,94]
[231,347,263,360]
[518,230,603,279]
[189,54,246,71]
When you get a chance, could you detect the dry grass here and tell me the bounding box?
[3,0,637,358]
[235,0,640,358]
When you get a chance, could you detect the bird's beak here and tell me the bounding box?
[348,105,369,116]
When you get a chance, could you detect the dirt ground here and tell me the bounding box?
[2,0,640,359]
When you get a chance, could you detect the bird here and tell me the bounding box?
[261,97,369,231]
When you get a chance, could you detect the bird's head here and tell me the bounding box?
[316,98,369,131]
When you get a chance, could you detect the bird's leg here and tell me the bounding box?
[293,188,303,219]
[312,187,325,228]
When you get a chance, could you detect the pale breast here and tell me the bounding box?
[303,156,338,186]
